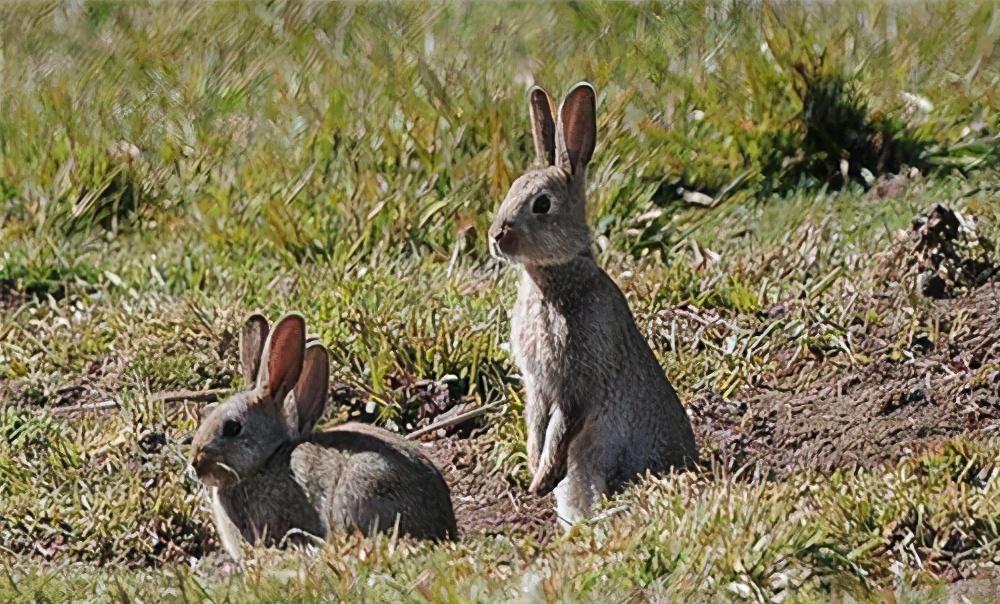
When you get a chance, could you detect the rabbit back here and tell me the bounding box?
[297,422,458,541]
[211,423,456,558]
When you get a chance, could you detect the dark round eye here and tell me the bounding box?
[222,420,242,438]
[532,194,551,214]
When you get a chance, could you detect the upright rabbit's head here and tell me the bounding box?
[189,313,329,489]
[489,83,597,267]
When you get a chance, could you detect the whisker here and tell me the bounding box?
[215,462,242,483]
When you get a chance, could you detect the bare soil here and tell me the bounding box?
[420,430,557,542]
[692,280,1000,476]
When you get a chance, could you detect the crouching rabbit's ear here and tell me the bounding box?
[286,341,329,436]
[254,313,306,409]
[239,312,270,386]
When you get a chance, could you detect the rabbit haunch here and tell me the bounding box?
[189,313,456,561]
[489,83,698,525]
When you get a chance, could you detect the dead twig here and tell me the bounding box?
[51,400,119,414]
[149,388,230,403]
[406,401,504,441]
[50,388,230,415]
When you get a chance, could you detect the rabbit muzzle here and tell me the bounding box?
[190,449,239,488]
[489,221,517,257]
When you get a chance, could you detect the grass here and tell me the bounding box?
[1,1,1000,601]
[6,439,1000,602]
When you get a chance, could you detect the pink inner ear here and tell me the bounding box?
[560,85,596,172]
[266,317,305,396]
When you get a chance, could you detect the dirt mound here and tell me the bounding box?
[694,281,1000,476]
[421,431,556,542]
[907,204,997,298]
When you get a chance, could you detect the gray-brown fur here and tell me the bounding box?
[189,313,456,561]
[488,83,698,525]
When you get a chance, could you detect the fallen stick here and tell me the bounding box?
[588,505,629,524]
[405,401,504,441]
[51,400,118,414]
[51,389,499,439]
[149,388,230,403]
[50,388,230,415]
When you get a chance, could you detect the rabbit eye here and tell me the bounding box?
[532,194,551,214]
[222,420,242,438]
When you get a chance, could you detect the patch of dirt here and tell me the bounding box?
[420,429,556,542]
[693,281,1000,476]
[944,569,1000,603]
[5,353,128,408]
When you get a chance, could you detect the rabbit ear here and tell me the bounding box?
[529,86,556,167]
[290,341,329,434]
[239,313,269,386]
[555,82,597,177]
[254,313,306,408]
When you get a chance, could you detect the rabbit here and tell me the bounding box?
[189,312,457,562]
[488,83,698,526]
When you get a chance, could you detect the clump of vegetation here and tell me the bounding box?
[763,59,932,192]
[0,250,101,302]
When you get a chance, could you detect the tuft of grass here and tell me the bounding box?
[0,402,210,566]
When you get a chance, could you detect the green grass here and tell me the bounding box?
[6,439,1000,602]
[2,1,1000,601]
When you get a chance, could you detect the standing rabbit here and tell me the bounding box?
[488,83,698,525]
[189,313,457,561]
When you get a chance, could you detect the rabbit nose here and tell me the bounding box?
[190,451,208,474]
[491,223,511,243]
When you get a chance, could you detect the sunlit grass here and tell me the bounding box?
[5,439,999,602]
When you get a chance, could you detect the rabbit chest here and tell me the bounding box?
[511,259,645,414]
[511,264,604,403]
[511,288,570,395]
[212,449,327,555]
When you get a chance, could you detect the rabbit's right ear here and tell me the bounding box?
[254,313,306,409]
[239,313,269,386]
[555,82,597,177]
[529,86,556,167]
[290,342,329,434]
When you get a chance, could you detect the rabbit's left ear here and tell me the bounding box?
[556,82,597,177]
[289,341,329,434]
[239,313,269,386]
[529,86,556,167]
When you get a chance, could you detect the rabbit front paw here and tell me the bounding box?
[528,461,565,495]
